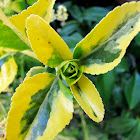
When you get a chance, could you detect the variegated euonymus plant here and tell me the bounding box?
[0,0,139,139]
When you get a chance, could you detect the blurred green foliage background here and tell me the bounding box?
[0,0,140,140]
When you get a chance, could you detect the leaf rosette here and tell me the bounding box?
[57,59,84,86]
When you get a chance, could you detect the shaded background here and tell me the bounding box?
[0,0,140,140]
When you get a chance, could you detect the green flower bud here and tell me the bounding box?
[57,59,84,86]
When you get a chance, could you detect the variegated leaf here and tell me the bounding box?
[73,2,140,75]
[0,54,17,93]
[0,9,30,51]
[9,0,56,36]
[6,73,73,140]
[21,50,37,59]
[71,74,104,122]
[26,15,72,67]
[25,66,47,80]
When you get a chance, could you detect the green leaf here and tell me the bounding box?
[81,7,110,22]
[125,72,140,109]
[95,69,115,104]
[62,33,83,49]
[112,86,124,107]
[115,58,129,73]
[134,32,140,46]
[0,19,30,51]
[105,117,137,134]
[68,5,84,22]
[27,0,38,6]
[10,0,26,13]
[127,121,140,140]
[59,21,80,36]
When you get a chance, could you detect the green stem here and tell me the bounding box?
[20,55,25,80]
[136,117,140,123]
[0,102,6,114]
[80,111,89,140]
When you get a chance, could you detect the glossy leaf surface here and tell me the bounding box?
[6,73,73,140]
[26,15,72,67]
[71,74,104,122]
[73,2,140,75]
[25,66,47,80]
[0,54,17,93]
[125,72,140,109]
[9,0,56,36]
[95,70,115,104]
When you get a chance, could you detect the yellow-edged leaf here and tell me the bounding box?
[25,66,46,80]
[0,8,30,48]
[21,50,37,59]
[73,2,140,75]
[71,74,104,122]
[0,55,17,93]
[26,15,72,67]
[9,0,56,36]
[6,73,73,140]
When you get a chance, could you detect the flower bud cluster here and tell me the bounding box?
[51,5,68,22]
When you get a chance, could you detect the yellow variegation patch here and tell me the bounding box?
[6,73,73,140]
[9,0,56,36]
[71,75,104,122]
[6,73,56,139]
[73,1,140,75]
[5,2,140,140]
[0,56,17,93]
[0,0,56,51]
[26,15,72,67]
